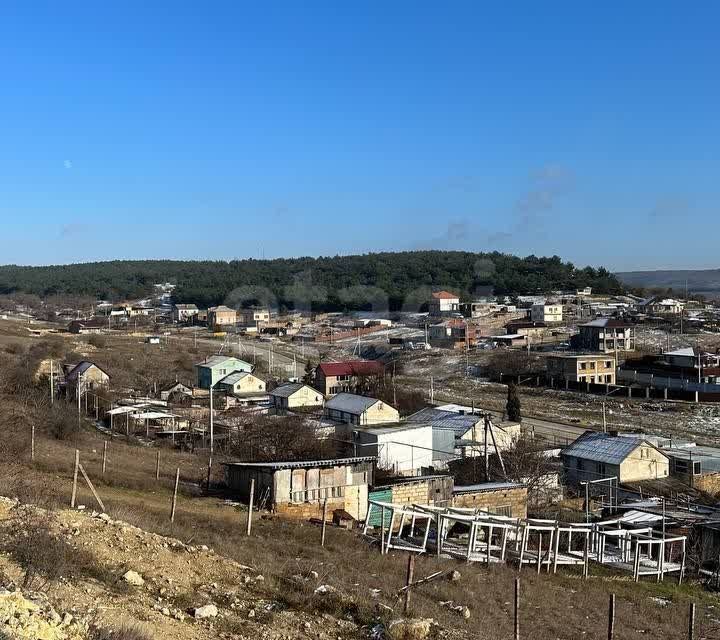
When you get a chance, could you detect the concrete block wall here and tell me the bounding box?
[452,487,528,518]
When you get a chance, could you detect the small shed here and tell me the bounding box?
[223,456,375,521]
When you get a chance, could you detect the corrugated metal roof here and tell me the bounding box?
[561,431,658,465]
[406,407,480,434]
[223,456,376,470]
[325,393,381,415]
[66,361,108,381]
[582,318,633,329]
[195,355,251,369]
[218,371,252,385]
[270,383,320,398]
[319,360,384,377]
[453,481,525,494]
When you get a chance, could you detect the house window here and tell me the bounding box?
[490,505,512,518]
[580,362,587,370]
[605,361,612,368]
[597,462,606,476]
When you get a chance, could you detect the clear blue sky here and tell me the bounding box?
[1,1,718,270]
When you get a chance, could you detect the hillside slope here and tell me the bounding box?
[0,252,622,309]
[616,268,720,298]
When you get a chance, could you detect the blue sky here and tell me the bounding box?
[1,2,718,270]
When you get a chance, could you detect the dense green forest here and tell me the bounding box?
[0,252,623,311]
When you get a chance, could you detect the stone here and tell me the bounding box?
[122,570,145,587]
[193,604,218,619]
[386,619,434,640]
[448,570,461,582]
[248,609,256,618]
[161,608,170,616]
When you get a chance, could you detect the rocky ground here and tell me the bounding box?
[0,497,380,640]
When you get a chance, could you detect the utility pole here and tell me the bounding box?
[483,414,490,480]
[430,376,434,405]
[49,359,54,405]
[209,384,214,456]
[602,402,607,433]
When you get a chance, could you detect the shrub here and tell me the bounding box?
[49,404,80,440]
[91,621,153,640]
[88,335,107,349]
[2,510,70,590]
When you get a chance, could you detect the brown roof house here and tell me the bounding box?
[314,360,384,396]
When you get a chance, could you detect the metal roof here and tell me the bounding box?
[270,382,317,398]
[318,360,384,377]
[223,456,376,470]
[453,481,525,494]
[664,347,696,357]
[582,318,633,329]
[561,431,663,465]
[65,361,109,381]
[325,393,382,415]
[352,422,430,435]
[218,371,252,385]
[406,407,480,434]
[195,355,251,369]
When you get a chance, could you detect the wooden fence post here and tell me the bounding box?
[688,602,696,640]
[206,456,213,492]
[321,498,328,547]
[514,577,520,640]
[102,441,107,475]
[607,594,616,640]
[246,478,255,536]
[170,467,180,523]
[30,426,35,463]
[78,463,106,512]
[70,449,80,508]
[404,554,415,614]
[155,450,160,481]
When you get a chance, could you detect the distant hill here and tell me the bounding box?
[0,251,623,311]
[616,269,720,298]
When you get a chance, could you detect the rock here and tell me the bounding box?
[448,570,461,582]
[308,570,319,580]
[161,608,170,616]
[193,604,218,619]
[199,545,209,551]
[248,609,255,618]
[314,585,335,595]
[386,618,434,640]
[96,513,112,523]
[462,606,471,620]
[122,570,145,587]
[254,575,264,582]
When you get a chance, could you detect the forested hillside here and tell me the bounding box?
[0,252,623,310]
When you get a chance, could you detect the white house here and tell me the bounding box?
[216,371,266,396]
[324,393,399,426]
[270,383,325,411]
[531,304,563,323]
[347,423,434,475]
[429,291,460,316]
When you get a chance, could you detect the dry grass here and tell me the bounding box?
[0,327,719,638]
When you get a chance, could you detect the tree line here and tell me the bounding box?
[0,251,624,311]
